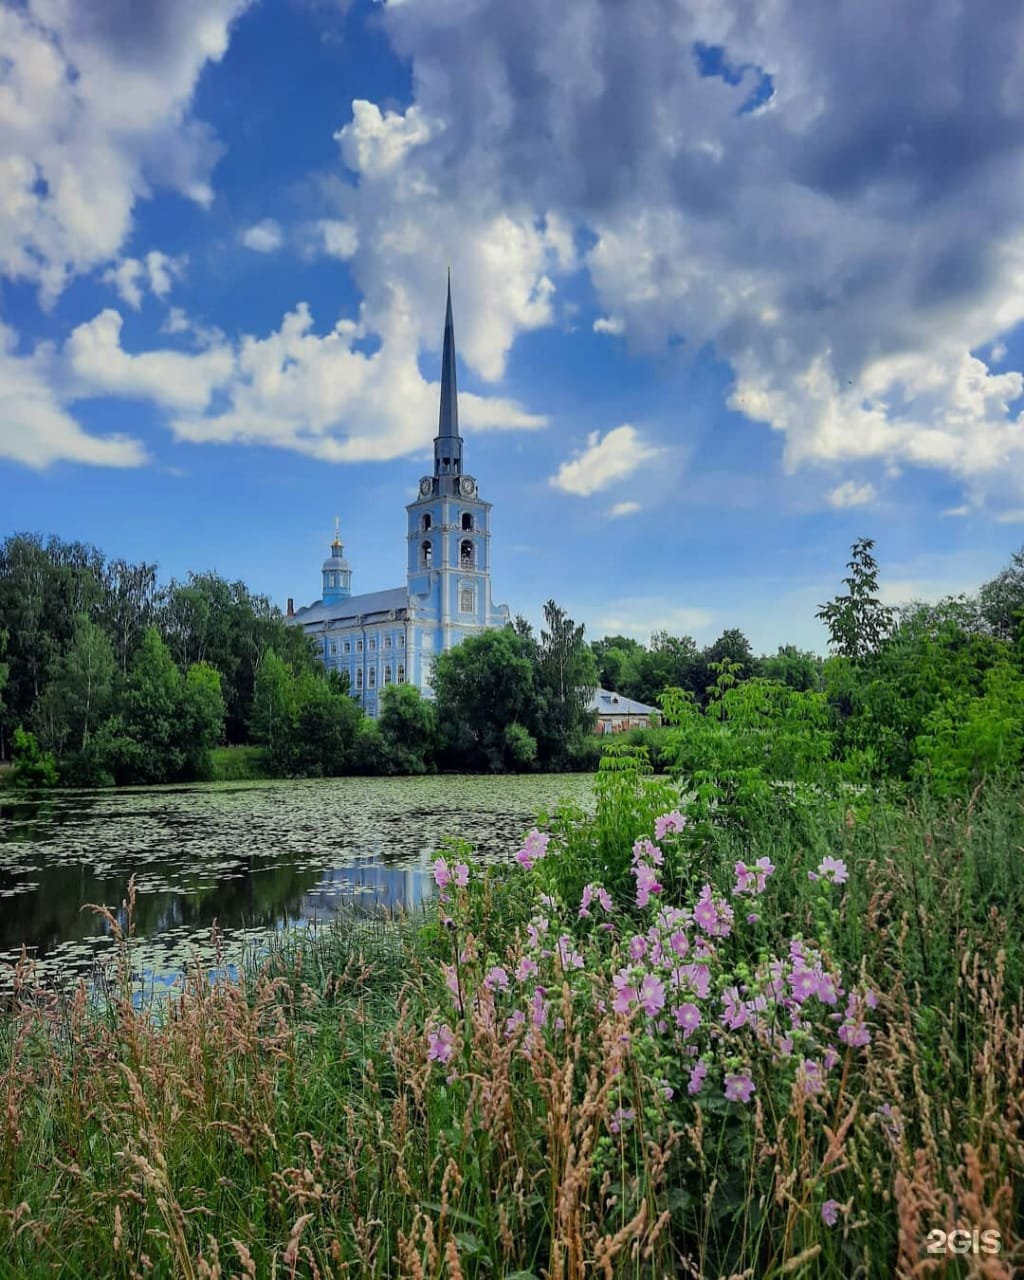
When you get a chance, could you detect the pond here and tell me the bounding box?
[0,773,595,993]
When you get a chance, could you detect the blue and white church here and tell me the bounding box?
[286,277,511,716]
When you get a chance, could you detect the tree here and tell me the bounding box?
[537,600,598,761]
[54,614,116,752]
[979,547,1024,642]
[180,662,226,779]
[591,635,643,692]
[817,538,894,662]
[632,632,703,707]
[378,684,438,774]
[121,627,188,783]
[703,628,756,678]
[250,650,295,756]
[10,726,58,788]
[759,645,823,692]
[433,629,541,771]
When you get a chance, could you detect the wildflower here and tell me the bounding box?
[516,829,551,870]
[798,1059,825,1095]
[721,986,747,1030]
[628,934,648,961]
[539,892,558,909]
[427,1024,455,1064]
[515,955,538,982]
[821,1200,840,1227]
[838,993,871,1047]
[441,963,462,1007]
[639,973,666,1016]
[505,1009,525,1037]
[632,837,664,866]
[746,912,759,925]
[432,858,451,891]
[724,1071,756,1104]
[555,934,584,971]
[579,884,594,918]
[484,965,510,992]
[809,855,848,885]
[693,885,733,937]
[687,1060,708,1095]
[655,810,687,839]
[609,1106,635,1134]
[530,985,549,1028]
[453,862,469,888]
[632,863,663,909]
[526,917,549,949]
[674,1002,701,1037]
[612,968,638,1014]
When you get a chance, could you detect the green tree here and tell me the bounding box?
[433,629,541,771]
[591,634,643,692]
[537,600,598,763]
[10,726,58,788]
[55,614,116,752]
[250,650,295,756]
[121,627,188,783]
[759,645,823,692]
[181,662,226,779]
[978,547,1024,642]
[817,537,894,662]
[378,684,438,774]
[275,671,363,777]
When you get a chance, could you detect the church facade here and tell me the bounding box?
[285,277,510,716]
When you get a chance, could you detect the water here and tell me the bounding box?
[0,773,594,991]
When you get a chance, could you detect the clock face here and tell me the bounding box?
[420,478,432,497]
[460,477,475,497]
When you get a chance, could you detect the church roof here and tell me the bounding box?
[437,269,460,441]
[290,585,409,627]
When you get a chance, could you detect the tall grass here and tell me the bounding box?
[0,784,1021,1277]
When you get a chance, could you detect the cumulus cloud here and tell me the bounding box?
[610,500,641,517]
[550,425,660,496]
[102,251,186,308]
[368,0,1024,498]
[317,218,359,260]
[593,316,625,335]
[594,600,717,642]
[0,325,147,469]
[0,0,251,302]
[240,219,284,253]
[827,479,876,509]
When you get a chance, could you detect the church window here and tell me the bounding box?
[460,587,475,613]
[344,641,350,653]
[329,641,337,655]
[422,513,432,532]
[397,663,405,684]
[384,665,392,684]
[357,639,363,652]
[421,540,433,569]
[356,668,363,689]
[461,512,473,531]
[368,667,376,689]
[398,635,405,648]
[369,637,376,650]
[384,636,392,649]
[460,539,474,568]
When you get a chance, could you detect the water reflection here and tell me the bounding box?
[0,774,593,988]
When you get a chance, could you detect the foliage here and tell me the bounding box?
[209,745,271,781]
[816,536,894,662]
[10,725,58,788]
[377,684,438,774]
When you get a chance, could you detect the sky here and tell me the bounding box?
[4,0,1024,654]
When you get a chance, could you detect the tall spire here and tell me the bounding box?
[437,267,460,440]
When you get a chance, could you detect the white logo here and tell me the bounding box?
[926,1228,1001,1255]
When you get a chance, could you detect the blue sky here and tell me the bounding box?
[4,0,1024,653]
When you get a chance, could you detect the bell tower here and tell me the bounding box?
[321,518,352,605]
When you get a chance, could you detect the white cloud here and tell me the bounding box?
[827,479,876,509]
[65,310,234,411]
[0,0,250,302]
[317,218,359,260]
[550,424,660,496]
[240,219,283,253]
[102,251,185,308]
[610,500,641,518]
[0,324,147,469]
[994,509,1024,524]
[592,600,717,642]
[942,505,970,518]
[593,316,625,335]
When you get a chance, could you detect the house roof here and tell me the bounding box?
[289,586,409,628]
[587,687,660,717]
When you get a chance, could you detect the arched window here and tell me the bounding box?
[460,539,474,568]
[384,665,392,684]
[421,540,433,569]
[368,667,376,689]
[461,512,473,531]
[422,513,432,532]
[460,586,475,613]
[397,663,405,684]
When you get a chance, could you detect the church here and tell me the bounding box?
[285,277,511,716]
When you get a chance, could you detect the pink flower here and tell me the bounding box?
[427,1023,455,1064]
[515,829,551,870]
[724,1071,756,1104]
[674,1002,701,1037]
[821,1200,840,1227]
[515,955,538,982]
[798,1059,825,1095]
[639,973,666,1016]
[628,934,648,961]
[505,1009,525,1037]
[612,968,638,1014]
[632,837,664,866]
[441,963,461,1008]
[432,858,451,890]
[687,1060,708,1095]
[809,856,848,885]
[555,934,585,971]
[609,1106,635,1134]
[484,965,509,992]
[721,986,747,1030]
[654,810,687,839]
[530,985,549,1028]
[632,863,663,909]
[693,885,733,937]
[453,862,470,888]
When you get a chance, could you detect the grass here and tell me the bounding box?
[209,745,272,783]
[0,784,1022,1277]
